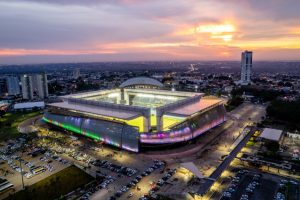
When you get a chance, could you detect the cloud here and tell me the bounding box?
[0,0,300,64]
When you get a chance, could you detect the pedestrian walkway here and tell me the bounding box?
[197,126,255,196]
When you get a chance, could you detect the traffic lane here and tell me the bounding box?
[85,148,153,173]
[90,187,110,200]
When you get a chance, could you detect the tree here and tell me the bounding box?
[228,96,243,107]
[48,81,63,94]
[266,100,300,130]
[265,141,280,153]
[231,86,284,102]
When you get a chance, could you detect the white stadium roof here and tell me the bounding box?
[260,128,283,141]
[120,77,163,88]
[49,101,141,120]
[166,98,223,117]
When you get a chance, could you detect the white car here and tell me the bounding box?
[25,173,33,179]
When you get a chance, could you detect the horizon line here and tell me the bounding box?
[1,59,300,66]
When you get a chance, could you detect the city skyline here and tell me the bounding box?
[0,0,300,64]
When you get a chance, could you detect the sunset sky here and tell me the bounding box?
[0,0,300,64]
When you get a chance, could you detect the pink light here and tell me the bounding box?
[140,117,225,144]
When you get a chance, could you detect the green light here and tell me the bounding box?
[85,131,100,141]
[43,117,81,134]
[42,117,50,123]
[64,124,81,134]
[43,116,121,148]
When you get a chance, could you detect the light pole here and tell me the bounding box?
[19,153,25,190]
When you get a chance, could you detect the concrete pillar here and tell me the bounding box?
[156,112,164,131]
[143,116,150,132]
[120,88,126,104]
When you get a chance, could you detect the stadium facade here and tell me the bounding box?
[43,77,226,152]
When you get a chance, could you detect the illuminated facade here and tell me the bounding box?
[43,77,226,152]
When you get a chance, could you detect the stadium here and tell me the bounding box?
[43,77,226,152]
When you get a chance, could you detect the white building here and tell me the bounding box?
[259,128,283,142]
[21,74,33,100]
[73,68,80,79]
[6,76,20,96]
[240,50,252,85]
[21,74,48,100]
[287,132,300,140]
[14,101,45,111]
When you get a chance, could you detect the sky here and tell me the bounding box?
[0,0,300,64]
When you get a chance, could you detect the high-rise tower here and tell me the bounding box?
[21,75,33,100]
[21,73,48,100]
[240,50,252,84]
[6,76,20,96]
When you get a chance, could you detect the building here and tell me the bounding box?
[43,77,226,152]
[0,78,7,96]
[21,74,49,100]
[119,77,163,89]
[240,50,253,85]
[287,132,300,140]
[259,128,283,142]
[32,73,49,99]
[73,68,80,79]
[13,101,45,111]
[21,74,33,100]
[6,76,20,96]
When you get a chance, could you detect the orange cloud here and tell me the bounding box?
[196,23,236,42]
[196,24,235,34]
[173,23,236,43]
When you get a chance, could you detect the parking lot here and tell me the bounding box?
[0,144,70,199]
[221,169,300,200]
[88,160,168,200]
[29,125,173,200]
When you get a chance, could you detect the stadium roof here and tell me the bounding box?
[49,101,141,120]
[260,128,283,141]
[166,98,224,117]
[14,101,45,110]
[120,77,163,88]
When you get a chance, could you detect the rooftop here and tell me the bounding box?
[166,97,224,117]
[119,77,163,88]
[49,101,141,120]
[65,88,202,109]
[260,128,283,141]
[14,101,45,109]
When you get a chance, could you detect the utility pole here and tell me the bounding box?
[19,153,25,190]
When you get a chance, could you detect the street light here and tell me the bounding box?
[19,152,25,190]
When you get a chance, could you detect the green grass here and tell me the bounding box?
[0,111,40,141]
[6,165,94,200]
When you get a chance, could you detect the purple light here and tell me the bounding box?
[140,117,225,144]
